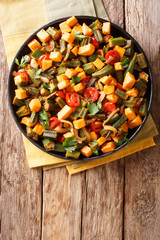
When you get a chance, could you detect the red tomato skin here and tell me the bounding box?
[84,87,99,103]
[38,54,51,68]
[91,36,99,49]
[90,121,102,133]
[17,71,29,83]
[96,49,104,57]
[55,90,66,99]
[105,50,120,65]
[81,76,91,87]
[102,102,117,115]
[49,117,62,130]
[116,83,126,92]
[57,134,65,143]
[66,92,80,107]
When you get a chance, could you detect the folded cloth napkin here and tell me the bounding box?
[0,0,158,174]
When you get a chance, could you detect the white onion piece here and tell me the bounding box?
[62,44,72,62]
[39,75,49,83]
[61,119,73,129]
[103,108,120,126]
[30,58,38,69]
[54,126,68,133]
[82,127,90,142]
[98,91,106,102]
[103,125,117,136]
[45,39,55,52]
[98,80,104,91]
[85,118,96,125]
[74,129,86,142]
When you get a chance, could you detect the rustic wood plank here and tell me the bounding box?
[124,0,160,239]
[0,28,42,240]
[42,1,125,239]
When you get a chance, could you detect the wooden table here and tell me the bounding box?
[0,0,160,239]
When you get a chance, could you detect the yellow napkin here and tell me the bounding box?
[0,0,158,173]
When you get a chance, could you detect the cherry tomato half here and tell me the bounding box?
[17,71,29,83]
[84,87,99,103]
[116,83,125,92]
[105,50,120,65]
[38,54,51,68]
[49,117,62,130]
[102,102,117,115]
[81,76,91,87]
[57,134,65,143]
[55,90,66,99]
[90,121,103,133]
[66,92,80,107]
[91,36,99,49]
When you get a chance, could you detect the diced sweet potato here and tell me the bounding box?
[123,72,136,90]
[33,123,44,135]
[128,115,142,129]
[77,71,86,80]
[27,39,42,52]
[15,89,28,99]
[93,58,105,70]
[71,45,79,56]
[21,117,35,127]
[57,74,69,82]
[59,21,71,33]
[114,62,124,71]
[73,119,86,129]
[42,60,52,71]
[125,107,136,121]
[81,146,92,157]
[106,93,119,103]
[102,22,111,35]
[119,121,128,133]
[82,23,93,36]
[104,85,115,94]
[36,29,51,43]
[73,82,85,92]
[100,75,113,85]
[75,66,83,72]
[126,88,138,97]
[71,23,82,34]
[58,80,70,90]
[61,32,75,44]
[101,141,116,153]
[65,68,78,79]
[58,105,75,120]
[66,16,78,27]
[97,136,107,146]
[114,45,125,58]
[50,52,63,62]
[78,44,95,56]
[29,99,41,112]
[90,131,98,141]
[14,74,26,85]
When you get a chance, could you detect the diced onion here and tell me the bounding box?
[62,44,72,62]
[54,126,68,133]
[45,39,55,52]
[82,127,90,142]
[103,125,117,136]
[103,108,119,125]
[30,58,38,69]
[74,129,86,142]
[98,91,106,102]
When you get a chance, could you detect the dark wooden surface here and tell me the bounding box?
[0,0,160,239]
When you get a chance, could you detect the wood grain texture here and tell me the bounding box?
[42,2,125,239]
[124,0,160,239]
[0,29,42,240]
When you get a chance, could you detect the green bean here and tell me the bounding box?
[92,64,113,78]
[83,62,96,75]
[115,89,128,100]
[94,30,104,44]
[139,99,148,116]
[124,53,137,76]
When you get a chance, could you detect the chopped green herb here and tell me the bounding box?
[15,55,30,68]
[98,55,106,61]
[70,75,81,85]
[42,42,48,46]
[88,101,102,115]
[63,137,77,152]
[43,83,50,89]
[39,109,49,129]
[121,58,129,68]
[114,134,130,146]
[86,97,92,102]
[90,140,99,155]
[103,46,108,54]
[35,68,43,79]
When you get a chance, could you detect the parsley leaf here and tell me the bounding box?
[88,101,102,115]
[103,46,108,54]
[63,137,77,152]
[15,58,20,66]
[86,97,92,102]
[114,134,130,146]
[15,55,30,68]
[35,68,43,79]
[39,109,49,129]
[121,59,129,68]
[43,83,50,89]
[89,140,99,155]
[70,75,81,85]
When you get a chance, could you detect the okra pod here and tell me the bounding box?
[43,130,57,139]
[89,20,102,31]
[81,99,87,107]
[123,97,138,107]
[115,89,128,100]
[125,40,134,56]
[26,126,38,141]
[55,97,66,108]
[80,36,91,46]
[31,48,45,60]
[134,78,147,91]
[109,37,125,47]
[107,113,120,124]
[100,128,108,136]
[16,105,30,117]
[54,143,66,152]
[88,54,98,62]
[43,99,55,111]
[46,27,60,40]
[79,129,85,138]
[115,71,124,84]
[60,39,67,55]
[40,87,50,96]
[46,66,57,75]
[87,77,98,88]
[26,87,39,96]
[12,96,24,107]
[78,107,88,118]
[95,113,106,120]
[42,138,55,151]
[29,111,38,124]
[79,56,87,64]
[137,53,147,69]
[139,71,149,81]
[61,59,81,67]
[57,66,67,75]
[49,79,58,93]
[124,53,137,76]
[70,111,79,120]
[139,99,148,116]
[26,68,41,86]
[83,62,96,75]
[94,30,104,44]
[65,150,81,159]
[92,64,114,78]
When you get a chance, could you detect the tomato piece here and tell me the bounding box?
[96,49,104,57]
[84,87,99,102]
[38,54,51,68]
[102,102,117,115]
[90,121,103,133]
[66,92,80,107]
[17,71,29,83]
[81,76,91,87]
[57,134,65,143]
[91,36,99,49]
[105,50,120,65]
[55,90,66,99]
[116,83,126,92]
[49,117,62,130]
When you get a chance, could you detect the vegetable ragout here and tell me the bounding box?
[12,16,149,159]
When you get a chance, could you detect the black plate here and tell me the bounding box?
[7,16,153,161]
